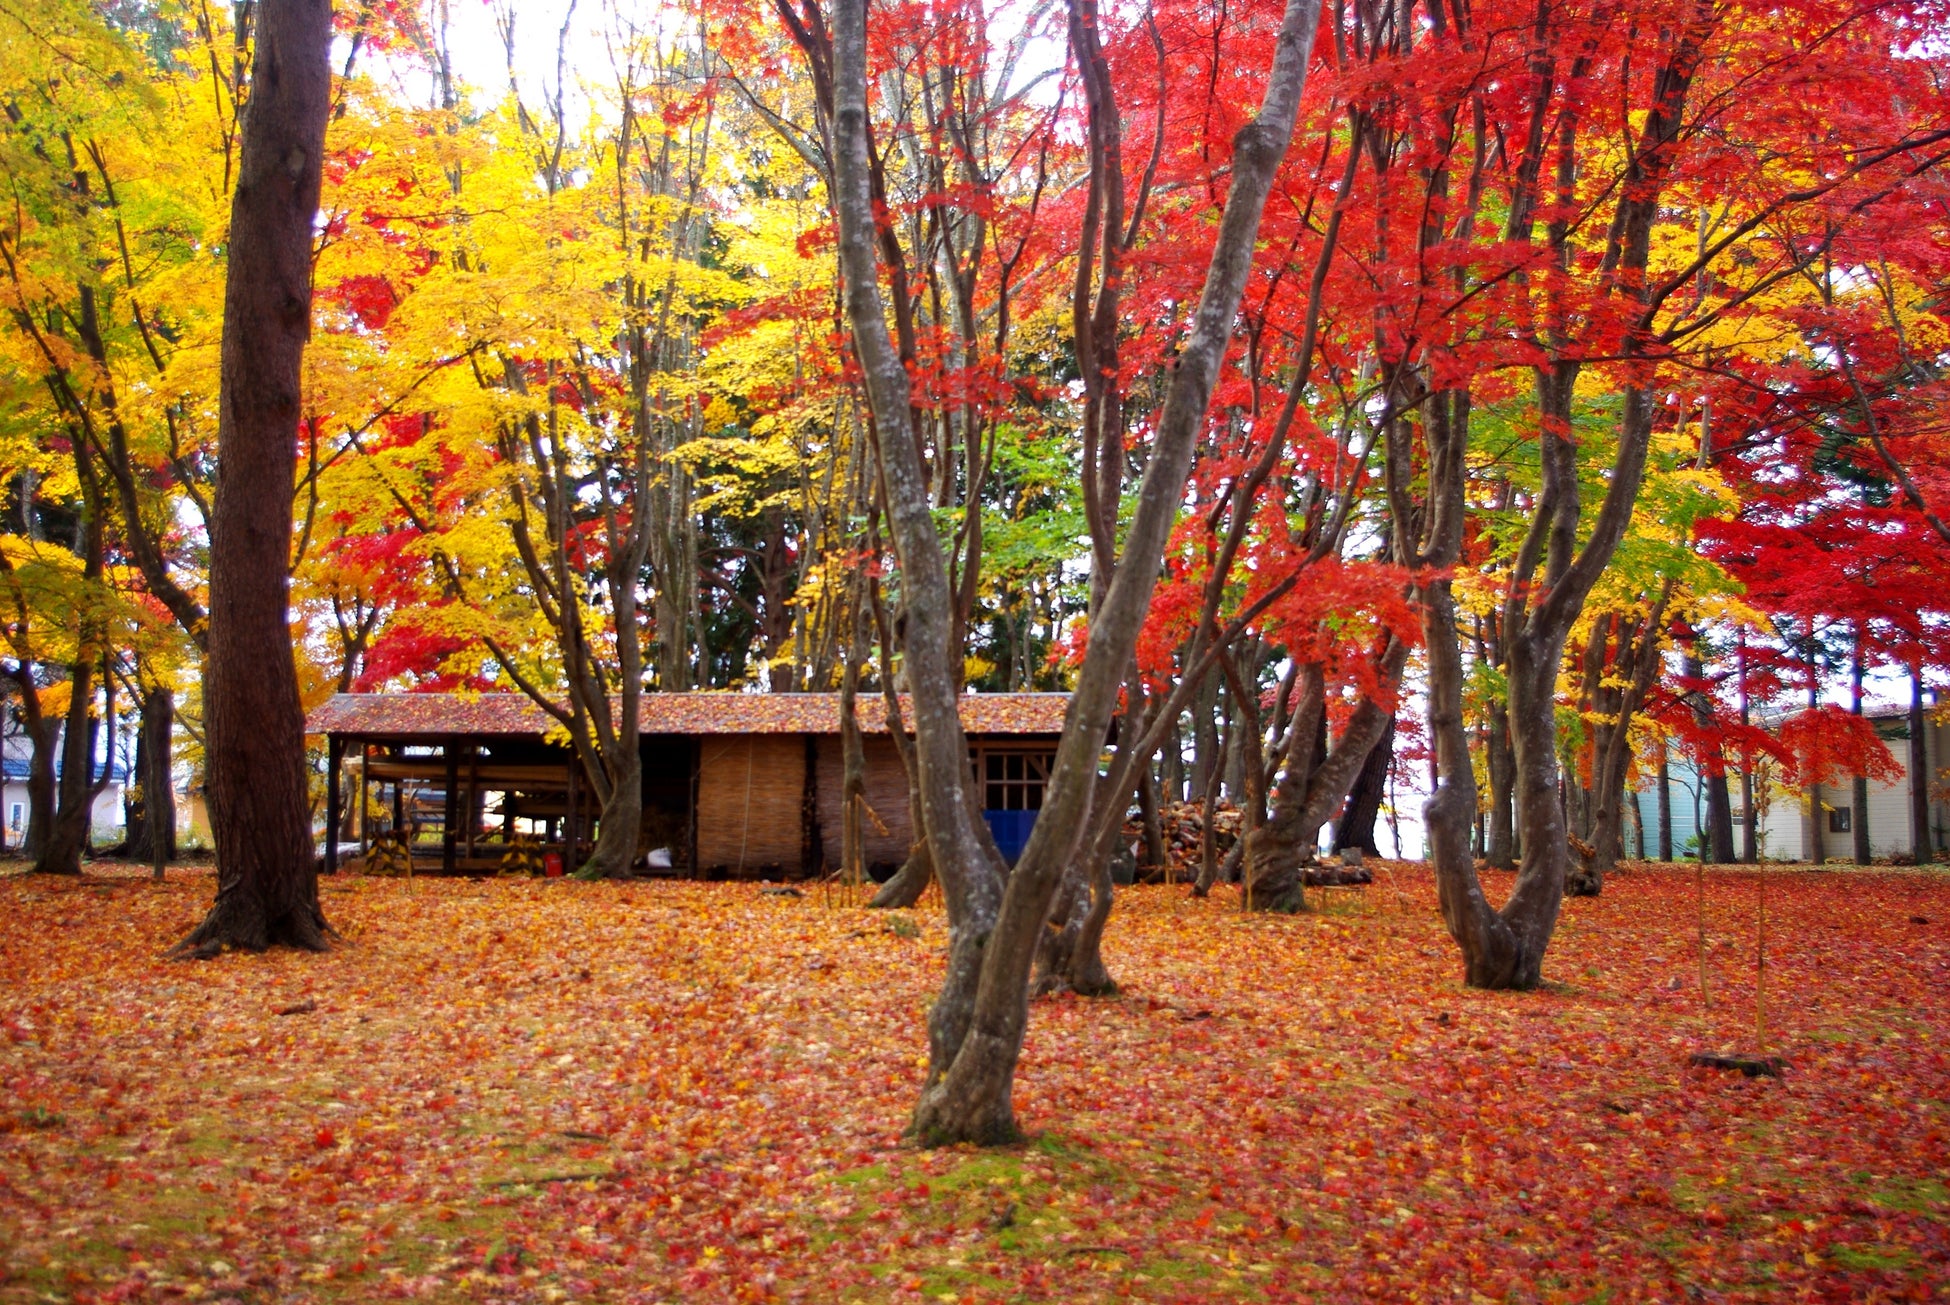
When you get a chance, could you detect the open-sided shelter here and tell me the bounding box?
[307,692,1068,877]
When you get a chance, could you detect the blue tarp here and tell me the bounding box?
[983,809,1039,865]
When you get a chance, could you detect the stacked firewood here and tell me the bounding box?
[1121,801,1375,888]
[1124,801,1243,882]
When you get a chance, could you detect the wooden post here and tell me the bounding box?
[565,757,579,866]
[687,738,701,878]
[443,735,459,874]
[325,734,342,875]
[465,742,480,859]
[357,742,370,859]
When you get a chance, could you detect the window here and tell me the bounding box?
[1828,807,1851,834]
[979,751,1050,812]
[7,803,18,833]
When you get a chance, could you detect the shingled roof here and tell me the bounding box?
[306,692,1070,738]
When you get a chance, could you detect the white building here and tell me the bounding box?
[1,730,129,852]
[1754,707,1947,862]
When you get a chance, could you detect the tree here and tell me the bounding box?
[178,0,334,955]
[818,0,1326,1140]
[1374,0,1950,985]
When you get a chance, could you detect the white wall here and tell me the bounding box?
[1,780,132,850]
[1752,713,1946,862]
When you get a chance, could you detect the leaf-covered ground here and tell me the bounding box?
[1,863,1945,1303]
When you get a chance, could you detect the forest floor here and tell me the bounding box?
[0,861,1945,1304]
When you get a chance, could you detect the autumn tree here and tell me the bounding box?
[809,0,1327,1138]
[177,0,334,954]
[1354,0,1950,986]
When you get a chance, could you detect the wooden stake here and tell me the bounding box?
[1755,868,1767,1055]
[1696,857,1710,1009]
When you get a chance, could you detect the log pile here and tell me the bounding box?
[1302,863,1374,888]
[1120,801,1375,887]
[1124,802,1243,883]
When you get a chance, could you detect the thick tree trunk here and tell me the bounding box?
[1333,719,1393,856]
[176,0,333,957]
[1246,644,1405,911]
[22,714,56,866]
[125,688,177,864]
[1705,773,1735,864]
[1483,702,1516,869]
[576,745,642,880]
[870,835,934,908]
[35,662,100,876]
[1034,827,1118,997]
[1491,633,1575,987]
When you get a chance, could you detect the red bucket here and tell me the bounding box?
[543,853,565,878]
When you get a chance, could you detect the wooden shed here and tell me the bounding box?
[306,692,1068,878]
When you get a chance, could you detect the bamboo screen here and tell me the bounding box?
[696,735,806,873]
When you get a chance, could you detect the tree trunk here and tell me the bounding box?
[126,688,177,864]
[21,711,56,866]
[1162,717,1184,800]
[1910,666,1932,863]
[576,745,643,880]
[1657,744,1673,862]
[1483,701,1516,869]
[1422,7,1711,987]
[1681,644,1735,864]
[1246,643,1405,911]
[176,0,333,957]
[882,0,1325,1145]
[35,662,101,876]
[1189,671,1218,802]
[867,586,936,910]
[1851,627,1871,865]
[1738,632,1757,862]
[1137,763,1166,873]
[1705,773,1735,864]
[1568,596,1669,895]
[870,834,934,908]
[1035,826,1118,997]
[1333,719,1393,856]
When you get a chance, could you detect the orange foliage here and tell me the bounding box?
[0,867,1945,1301]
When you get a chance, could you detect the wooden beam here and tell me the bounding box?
[325,734,342,875]
[443,735,459,874]
[565,757,579,867]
